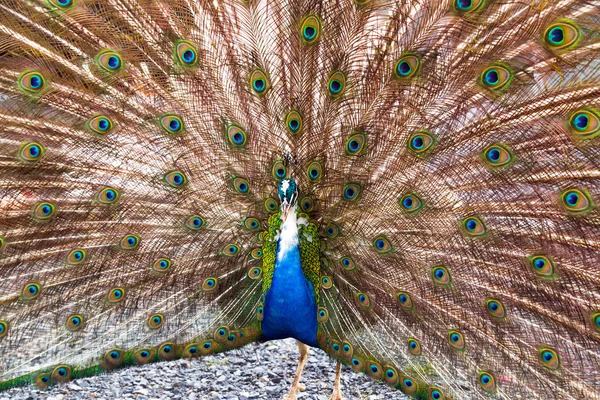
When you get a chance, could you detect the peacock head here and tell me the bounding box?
[278,178,298,220]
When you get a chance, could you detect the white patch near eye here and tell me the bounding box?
[280,179,290,193]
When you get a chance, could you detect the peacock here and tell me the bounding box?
[0,0,599,399]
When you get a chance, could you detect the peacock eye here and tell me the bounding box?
[355,292,370,307]
[399,193,424,214]
[147,314,164,329]
[480,64,513,90]
[0,320,8,338]
[108,287,125,302]
[120,234,140,250]
[327,71,347,97]
[478,372,496,392]
[250,68,270,94]
[87,115,115,135]
[528,255,556,278]
[300,15,321,44]
[397,291,414,309]
[264,197,278,212]
[272,160,288,180]
[164,170,188,188]
[461,216,486,236]
[408,131,435,154]
[321,276,333,289]
[568,109,600,139]
[447,330,465,350]
[285,111,303,134]
[401,377,417,395]
[51,365,72,383]
[222,243,239,256]
[394,54,421,79]
[431,265,451,286]
[340,256,356,271]
[48,0,74,9]
[160,114,184,135]
[485,298,506,319]
[243,217,260,231]
[317,307,329,322]
[539,347,560,370]
[232,177,250,194]
[323,222,340,238]
[134,348,154,364]
[560,188,593,214]
[247,266,262,279]
[367,362,382,379]
[18,142,45,163]
[250,248,263,260]
[483,144,513,167]
[342,182,362,201]
[590,312,600,333]
[153,257,173,272]
[407,338,421,355]
[184,215,206,231]
[214,326,230,343]
[453,0,485,12]
[159,343,176,360]
[96,50,123,73]
[17,71,46,94]
[306,160,323,182]
[22,283,41,300]
[373,235,392,254]
[96,187,120,204]
[202,277,218,292]
[544,22,579,50]
[299,196,314,212]
[32,201,56,221]
[174,40,198,66]
[65,314,84,331]
[67,248,87,265]
[345,132,367,155]
[428,387,445,400]
[226,124,247,148]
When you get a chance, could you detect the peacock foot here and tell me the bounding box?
[329,388,343,400]
[283,383,306,400]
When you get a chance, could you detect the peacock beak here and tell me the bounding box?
[281,200,291,221]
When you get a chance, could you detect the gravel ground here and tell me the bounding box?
[2,339,406,400]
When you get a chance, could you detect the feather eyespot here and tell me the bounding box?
[51,365,72,383]
[202,277,218,292]
[183,344,199,358]
[399,193,423,214]
[18,141,45,163]
[248,267,262,279]
[373,235,392,254]
[485,298,506,320]
[590,312,600,333]
[147,314,164,329]
[0,321,8,339]
[407,338,421,355]
[539,347,560,370]
[226,124,247,148]
[222,244,240,256]
[159,343,177,360]
[306,160,323,182]
[341,341,353,358]
[249,68,270,94]
[561,188,594,214]
[544,22,579,50]
[428,387,445,400]
[321,276,333,289]
[327,71,346,97]
[214,326,230,343]
[120,234,140,250]
[323,222,340,239]
[257,304,264,321]
[285,111,303,134]
[65,314,84,331]
[350,357,364,372]
[340,256,356,271]
[96,187,120,205]
[21,283,41,301]
[160,114,184,135]
[355,292,370,307]
[528,255,556,278]
[345,132,367,155]
[453,0,485,12]
[317,307,329,323]
[299,196,315,212]
[66,249,86,265]
[400,377,418,395]
[568,108,600,139]
[397,291,414,309]
[263,197,278,213]
[408,131,435,155]
[367,362,383,380]
[320,257,330,269]
[103,348,124,368]
[461,216,486,237]
[185,215,206,231]
[87,115,114,135]
[164,170,188,188]
[134,348,154,364]
[32,201,56,221]
[448,330,465,351]
[243,217,260,231]
[200,340,216,355]
[174,40,198,66]
[17,71,46,94]
[108,287,125,303]
[342,182,362,201]
[96,50,123,73]
[48,0,74,9]
[384,366,398,386]
[300,15,321,44]
[272,159,288,180]
[431,266,451,286]
[35,373,51,389]
[480,64,513,91]
[478,371,496,392]
[250,248,263,260]
[483,144,513,167]
[232,177,250,194]
[153,257,172,272]
[394,54,421,79]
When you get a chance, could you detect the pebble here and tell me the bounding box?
[3,339,405,399]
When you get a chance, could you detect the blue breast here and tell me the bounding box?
[262,240,318,347]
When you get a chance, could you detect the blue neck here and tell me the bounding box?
[262,209,318,347]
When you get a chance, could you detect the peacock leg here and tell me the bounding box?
[329,361,343,400]
[283,340,309,400]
